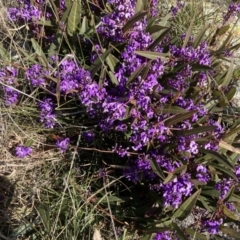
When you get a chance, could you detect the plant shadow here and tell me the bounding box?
[0,175,15,237]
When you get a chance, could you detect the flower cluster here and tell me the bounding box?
[0,67,19,106]
[38,98,56,128]
[15,145,32,158]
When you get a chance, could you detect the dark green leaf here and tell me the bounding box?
[172,223,188,240]
[127,62,147,86]
[89,48,113,78]
[150,158,165,180]
[193,25,208,48]
[107,71,119,86]
[226,87,236,101]
[211,164,238,181]
[177,126,216,136]
[173,189,201,220]
[164,110,197,127]
[147,25,168,34]
[122,11,148,33]
[223,186,235,202]
[191,64,212,71]
[200,148,234,169]
[147,27,171,50]
[37,205,50,233]
[31,38,47,63]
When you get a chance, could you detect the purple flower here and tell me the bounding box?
[155,231,173,240]
[215,178,233,199]
[15,145,32,158]
[196,165,210,183]
[56,138,70,153]
[203,218,223,234]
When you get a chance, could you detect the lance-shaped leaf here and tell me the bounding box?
[148,27,171,50]
[89,47,113,78]
[226,87,236,101]
[199,148,234,169]
[185,228,207,240]
[67,0,82,36]
[192,25,208,48]
[173,189,201,220]
[163,173,177,184]
[219,140,240,154]
[223,186,235,202]
[122,11,148,33]
[220,226,240,239]
[127,62,147,86]
[31,38,47,63]
[134,51,169,60]
[164,110,197,127]
[223,206,238,221]
[150,158,164,180]
[80,16,88,35]
[177,126,216,136]
[211,164,238,181]
[172,223,188,240]
[107,71,119,86]
[182,15,195,48]
[221,60,234,87]
[135,0,147,13]
[147,25,168,34]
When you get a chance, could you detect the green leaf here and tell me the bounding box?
[221,60,234,87]
[134,51,169,60]
[127,62,147,86]
[223,185,235,202]
[220,226,240,239]
[176,126,216,137]
[36,19,53,26]
[148,27,171,50]
[37,205,50,233]
[106,54,119,72]
[191,64,212,72]
[107,71,119,86]
[199,148,234,169]
[163,173,177,184]
[31,38,47,63]
[147,25,168,34]
[182,15,194,48]
[122,11,148,33]
[185,228,207,240]
[189,179,207,186]
[80,16,88,35]
[198,195,214,212]
[150,158,165,180]
[223,205,238,221]
[211,164,238,181]
[192,25,208,48]
[164,110,197,127]
[89,48,113,78]
[25,139,34,147]
[173,189,201,220]
[172,223,188,240]
[226,87,236,101]
[67,0,81,36]
[216,25,230,36]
